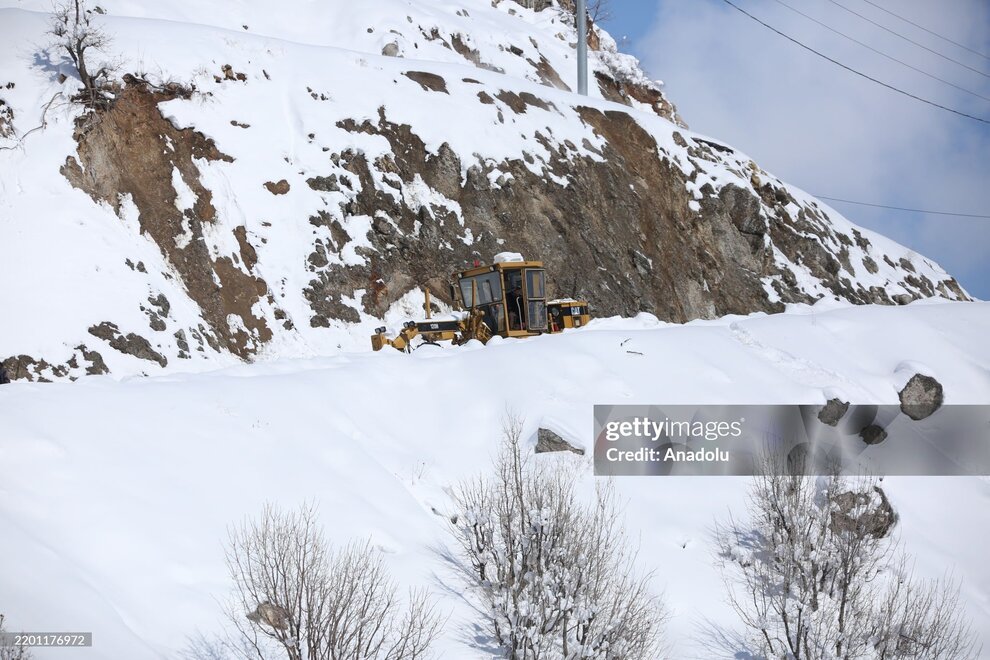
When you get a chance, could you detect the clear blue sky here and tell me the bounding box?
[600,0,990,300]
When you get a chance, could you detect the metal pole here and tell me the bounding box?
[576,0,588,95]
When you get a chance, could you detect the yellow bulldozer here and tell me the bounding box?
[371,254,592,352]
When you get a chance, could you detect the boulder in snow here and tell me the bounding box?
[830,487,896,539]
[535,428,584,455]
[817,398,849,427]
[264,179,290,195]
[898,373,944,421]
[859,424,888,445]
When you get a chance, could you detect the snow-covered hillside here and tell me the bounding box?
[1,300,989,659]
[0,0,971,382]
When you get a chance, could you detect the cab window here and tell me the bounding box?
[459,272,502,307]
[525,269,546,299]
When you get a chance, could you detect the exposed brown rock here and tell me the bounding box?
[221,64,247,82]
[2,355,53,382]
[264,179,290,195]
[43,64,968,376]
[403,71,448,94]
[594,71,685,127]
[88,322,167,367]
[529,55,570,91]
[60,82,271,358]
[495,90,553,113]
[75,345,109,375]
[306,103,965,329]
[451,34,502,73]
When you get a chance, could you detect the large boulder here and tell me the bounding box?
[535,428,584,455]
[898,373,944,421]
[817,398,849,427]
[830,486,896,539]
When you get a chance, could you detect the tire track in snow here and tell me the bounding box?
[727,320,871,399]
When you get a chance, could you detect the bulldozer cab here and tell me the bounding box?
[454,261,548,338]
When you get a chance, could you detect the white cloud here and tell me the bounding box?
[634,0,990,298]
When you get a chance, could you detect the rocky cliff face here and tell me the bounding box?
[0,0,969,381]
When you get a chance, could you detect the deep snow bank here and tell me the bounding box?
[1,300,989,658]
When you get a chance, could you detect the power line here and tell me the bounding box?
[814,195,990,219]
[769,0,990,103]
[823,0,990,80]
[857,0,990,63]
[717,0,990,124]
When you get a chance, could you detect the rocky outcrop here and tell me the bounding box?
[88,322,167,367]
[61,82,275,359]
[301,104,964,329]
[2,347,108,382]
[42,75,968,380]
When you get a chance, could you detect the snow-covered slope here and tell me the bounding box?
[1,300,989,659]
[0,0,971,382]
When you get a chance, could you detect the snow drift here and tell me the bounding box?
[1,300,989,658]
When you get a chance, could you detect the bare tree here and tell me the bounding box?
[450,417,666,659]
[0,614,33,660]
[716,463,979,659]
[48,0,113,103]
[588,0,612,24]
[550,0,611,24]
[224,502,443,660]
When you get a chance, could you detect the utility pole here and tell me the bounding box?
[576,0,588,95]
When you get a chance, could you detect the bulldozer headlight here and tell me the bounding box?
[375,326,386,334]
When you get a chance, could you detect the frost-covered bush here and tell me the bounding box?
[47,0,114,105]
[716,466,978,659]
[0,614,32,660]
[222,502,442,660]
[451,418,666,659]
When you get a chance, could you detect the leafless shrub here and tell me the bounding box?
[588,0,612,24]
[47,0,114,105]
[870,558,978,659]
[716,462,979,659]
[0,614,33,660]
[122,72,196,100]
[450,417,667,659]
[550,0,612,25]
[224,502,443,660]
[181,632,231,660]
